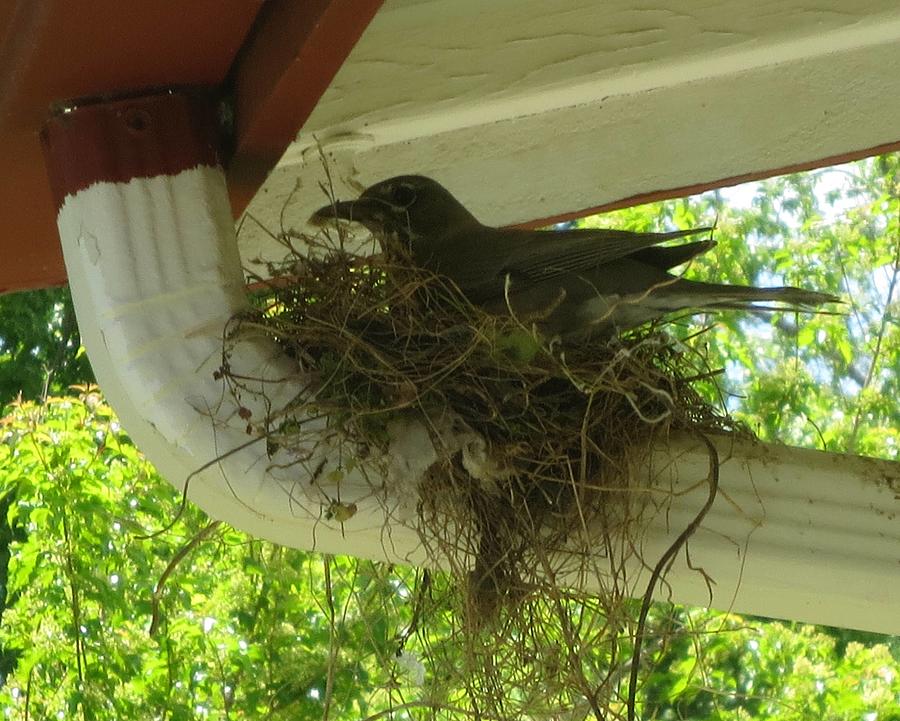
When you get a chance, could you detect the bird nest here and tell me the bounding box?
[223,210,738,719]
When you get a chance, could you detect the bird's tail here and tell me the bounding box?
[655,280,841,312]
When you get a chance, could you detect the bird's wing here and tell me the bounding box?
[498,227,713,282]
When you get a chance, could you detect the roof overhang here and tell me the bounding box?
[4,1,900,291]
[0,0,382,292]
[238,0,900,266]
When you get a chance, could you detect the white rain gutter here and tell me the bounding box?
[41,91,900,634]
[40,92,423,560]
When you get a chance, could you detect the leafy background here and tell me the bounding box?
[0,154,897,719]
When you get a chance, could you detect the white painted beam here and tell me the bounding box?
[239,0,900,264]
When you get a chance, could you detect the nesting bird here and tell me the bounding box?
[313,175,839,339]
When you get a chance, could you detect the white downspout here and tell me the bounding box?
[41,92,425,561]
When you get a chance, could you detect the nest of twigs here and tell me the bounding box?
[225,206,738,720]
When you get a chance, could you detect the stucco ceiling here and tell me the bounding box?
[238,0,900,270]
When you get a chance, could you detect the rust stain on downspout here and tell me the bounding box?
[0,0,383,293]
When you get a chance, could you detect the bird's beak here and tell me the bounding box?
[310,197,383,226]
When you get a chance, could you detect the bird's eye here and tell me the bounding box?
[391,184,416,207]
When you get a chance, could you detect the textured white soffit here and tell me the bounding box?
[239,0,900,265]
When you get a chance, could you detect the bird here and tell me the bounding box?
[311,175,840,339]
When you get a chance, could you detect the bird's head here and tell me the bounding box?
[311,175,479,247]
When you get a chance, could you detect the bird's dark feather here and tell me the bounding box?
[630,239,717,270]
[490,227,713,282]
[420,226,714,302]
[312,175,840,338]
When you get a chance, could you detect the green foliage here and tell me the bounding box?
[0,286,94,404]
[0,285,95,702]
[0,391,431,718]
[640,609,900,720]
[578,154,899,460]
[1,392,897,719]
